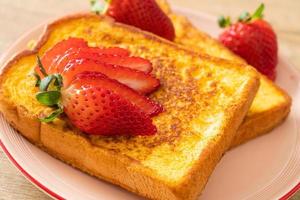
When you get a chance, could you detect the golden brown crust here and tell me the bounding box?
[232,75,292,147]
[0,50,34,84]
[0,100,40,144]
[36,13,175,55]
[33,13,255,73]
[0,50,42,144]
[40,122,179,200]
[0,13,259,200]
[171,74,258,199]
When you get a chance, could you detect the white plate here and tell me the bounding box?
[0,7,300,200]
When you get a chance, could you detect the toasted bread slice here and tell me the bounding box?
[0,14,259,200]
[156,0,292,147]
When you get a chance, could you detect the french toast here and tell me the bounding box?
[0,14,259,200]
[156,0,292,147]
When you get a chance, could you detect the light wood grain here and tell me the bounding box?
[0,0,299,199]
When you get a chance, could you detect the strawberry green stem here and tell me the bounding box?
[218,16,232,28]
[39,74,62,91]
[36,91,61,106]
[40,106,63,123]
[238,12,251,22]
[37,56,48,77]
[33,73,41,87]
[219,3,265,27]
[252,3,265,20]
[238,3,265,22]
[34,56,64,122]
[90,0,110,15]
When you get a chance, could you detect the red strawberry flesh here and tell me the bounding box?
[107,0,175,41]
[64,71,162,117]
[62,72,157,136]
[35,38,131,76]
[61,58,159,94]
[88,46,130,56]
[219,20,277,79]
[55,47,152,74]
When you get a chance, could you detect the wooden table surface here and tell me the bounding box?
[0,0,299,199]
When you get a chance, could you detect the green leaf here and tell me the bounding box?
[252,3,265,20]
[39,74,63,91]
[53,74,63,89]
[218,16,231,28]
[36,55,48,77]
[33,73,41,87]
[90,0,103,14]
[39,107,63,123]
[36,91,61,106]
[90,0,111,15]
[218,16,225,27]
[238,12,251,22]
[39,75,55,91]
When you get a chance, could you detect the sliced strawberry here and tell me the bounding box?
[88,46,130,56]
[61,58,159,94]
[92,55,153,73]
[64,71,162,117]
[62,72,158,135]
[62,72,161,135]
[35,38,131,76]
[54,48,152,74]
[55,48,133,74]
[36,38,88,76]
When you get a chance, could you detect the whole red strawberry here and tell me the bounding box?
[218,4,278,80]
[90,0,175,41]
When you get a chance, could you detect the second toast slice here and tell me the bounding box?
[156,0,292,147]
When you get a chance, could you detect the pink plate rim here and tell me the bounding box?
[0,140,64,200]
[2,138,299,200]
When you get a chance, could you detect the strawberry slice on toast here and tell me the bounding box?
[62,72,161,136]
[55,48,153,74]
[61,58,159,94]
